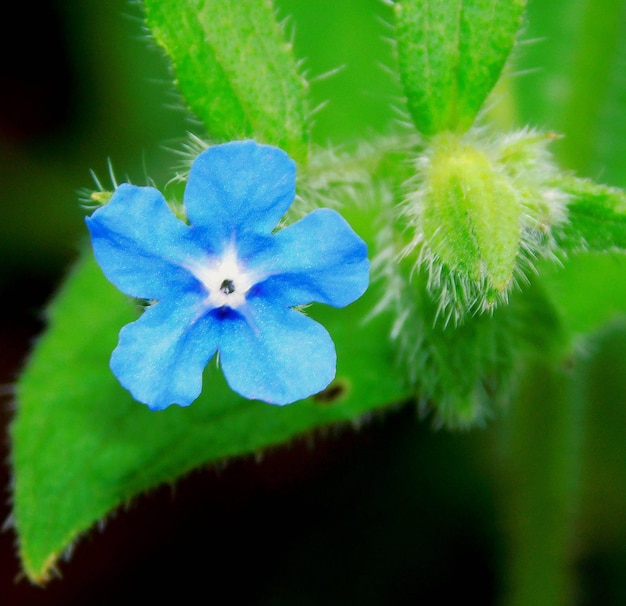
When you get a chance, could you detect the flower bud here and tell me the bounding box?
[425,133,520,289]
[403,132,524,323]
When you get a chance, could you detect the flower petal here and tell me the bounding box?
[110,292,219,410]
[86,184,205,300]
[218,300,336,405]
[184,141,296,248]
[252,208,370,308]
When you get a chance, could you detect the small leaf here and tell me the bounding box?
[539,253,626,338]
[554,176,626,253]
[538,178,626,338]
[143,0,309,163]
[394,0,526,135]
[11,247,408,584]
[513,0,626,185]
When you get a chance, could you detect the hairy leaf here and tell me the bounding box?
[554,176,626,253]
[513,0,626,186]
[11,244,407,583]
[144,0,309,162]
[394,0,526,135]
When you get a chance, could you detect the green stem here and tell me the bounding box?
[558,0,626,183]
[499,357,585,606]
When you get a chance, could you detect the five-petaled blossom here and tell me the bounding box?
[86,140,370,410]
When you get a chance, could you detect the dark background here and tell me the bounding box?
[1,1,625,604]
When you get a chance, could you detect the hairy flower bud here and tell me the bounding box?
[424,134,520,294]
[401,130,567,325]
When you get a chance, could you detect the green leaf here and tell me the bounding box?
[554,176,626,253]
[539,253,626,338]
[512,0,626,187]
[394,0,526,135]
[531,177,626,350]
[11,247,408,584]
[143,0,309,163]
[557,0,626,184]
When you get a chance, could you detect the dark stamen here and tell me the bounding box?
[220,279,235,295]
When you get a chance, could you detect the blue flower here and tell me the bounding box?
[86,140,370,409]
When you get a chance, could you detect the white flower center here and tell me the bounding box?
[186,243,256,309]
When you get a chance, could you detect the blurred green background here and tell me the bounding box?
[1,0,625,603]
